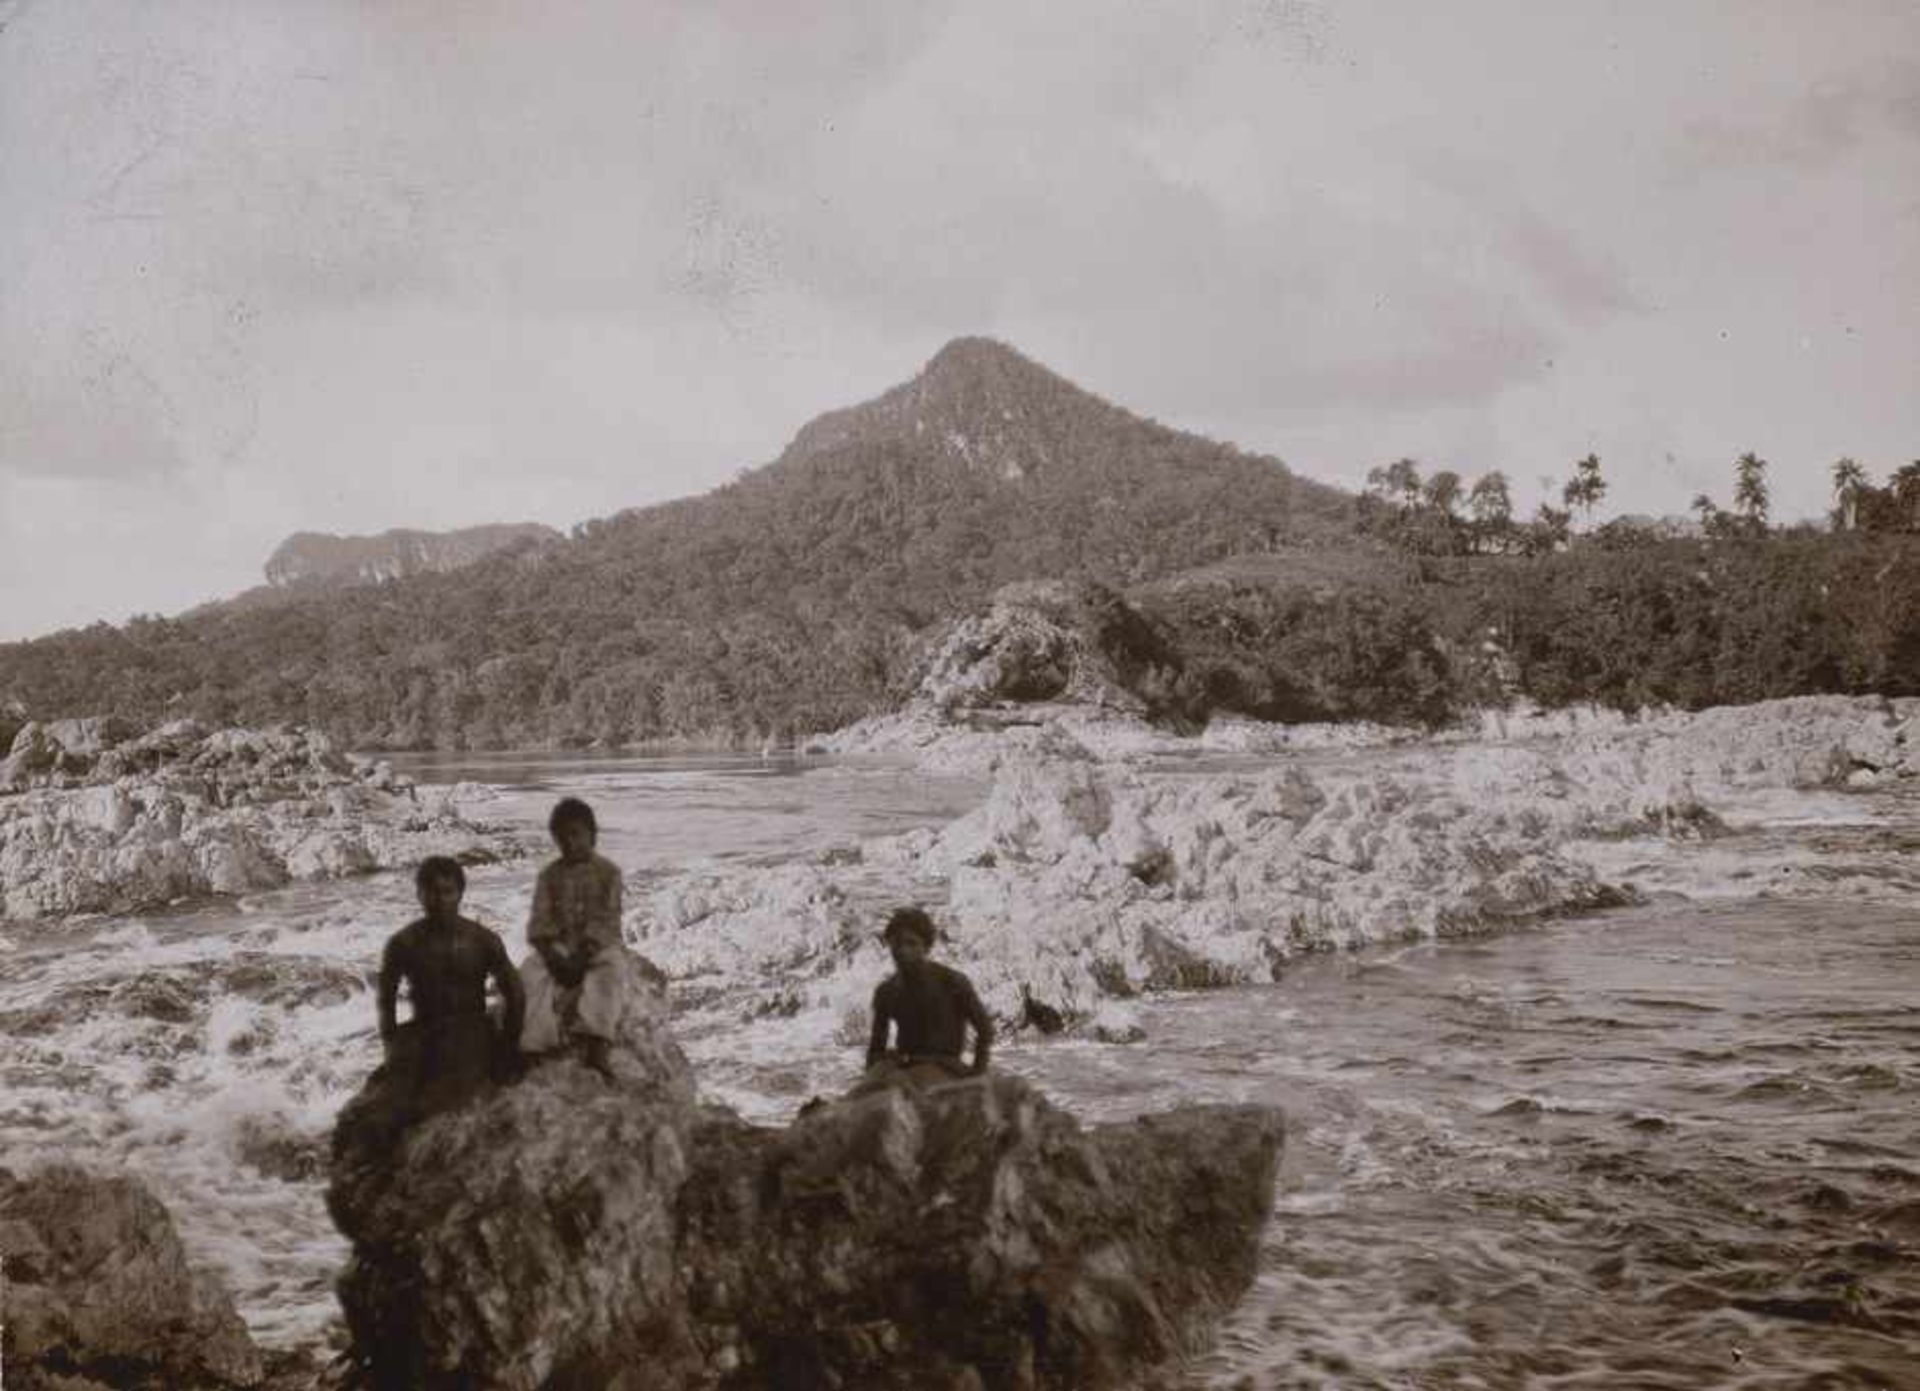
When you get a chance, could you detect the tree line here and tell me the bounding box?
[1134,531,1920,729]
[1356,453,1607,557]
[5,417,1916,748]
[1824,458,1920,535]
[0,420,1350,749]
[1358,447,1920,552]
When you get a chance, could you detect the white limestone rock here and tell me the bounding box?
[0,720,526,923]
[653,694,1913,1039]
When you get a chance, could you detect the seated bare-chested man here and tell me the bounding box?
[863,905,994,1086]
[376,855,525,1124]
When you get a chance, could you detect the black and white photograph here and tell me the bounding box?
[2,2,1917,1387]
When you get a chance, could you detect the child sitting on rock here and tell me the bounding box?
[520,797,626,1078]
[863,906,994,1086]
[375,855,525,1124]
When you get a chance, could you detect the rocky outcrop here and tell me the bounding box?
[0,715,140,788]
[0,720,521,922]
[0,1163,266,1390]
[659,695,1920,1035]
[264,523,560,589]
[635,748,1628,1034]
[673,1078,1281,1391]
[908,580,1191,725]
[816,580,1206,773]
[1545,693,1920,796]
[328,973,1283,1391]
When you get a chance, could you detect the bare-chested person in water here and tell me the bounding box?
[865,905,994,1085]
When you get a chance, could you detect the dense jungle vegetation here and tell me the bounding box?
[1135,451,1920,728]
[1138,534,1920,730]
[0,341,1351,747]
[2,339,1914,748]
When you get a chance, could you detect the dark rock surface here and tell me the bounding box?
[0,1163,266,1390]
[327,971,1282,1391]
[676,1078,1283,1391]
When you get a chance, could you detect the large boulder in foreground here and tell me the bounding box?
[677,1077,1282,1391]
[0,1163,265,1390]
[328,974,1282,1391]
[329,956,702,1388]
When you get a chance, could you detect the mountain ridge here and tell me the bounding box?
[0,337,1361,747]
[264,523,561,589]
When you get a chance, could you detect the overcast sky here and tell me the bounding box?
[3,1,1917,641]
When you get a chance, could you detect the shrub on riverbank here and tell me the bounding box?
[1136,534,1920,729]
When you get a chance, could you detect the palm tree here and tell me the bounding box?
[1423,469,1463,518]
[1733,453,1770,535]
[1529,501,1571,554]
[1365,457,1423,507]
[1562,453,1607,525]
[1830,458,1866,531]
[1892,461,1920,533]
[1691,492,1735,540]
[1401,469,1464,556]
[1468,471,1513,553]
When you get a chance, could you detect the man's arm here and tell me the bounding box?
[866,984,894,1069]
[376,937,403,1050]
[490,933,526,1050]
[960,977,994,1075]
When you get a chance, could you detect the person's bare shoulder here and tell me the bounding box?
[457,915,502,943]
[934,961,978,991]
[381,919,427,973]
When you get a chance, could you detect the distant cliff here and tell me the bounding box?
[263,523,559,589]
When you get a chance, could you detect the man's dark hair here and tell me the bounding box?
[415,855,466,893]
[883,905,937,947]
[548,797,597,837]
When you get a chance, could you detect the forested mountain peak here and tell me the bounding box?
[1,338,1359,747]
[777,336,1182,486]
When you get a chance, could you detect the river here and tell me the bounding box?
[1,751,1914,1388]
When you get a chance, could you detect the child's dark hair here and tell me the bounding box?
[548,797,597,838]
[883,905,937,946]
[415,855,466,893]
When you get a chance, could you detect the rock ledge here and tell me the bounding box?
[1,719,523,922]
